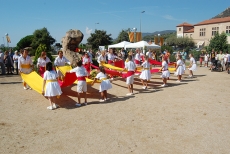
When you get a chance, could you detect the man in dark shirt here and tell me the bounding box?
[209,49,216,70]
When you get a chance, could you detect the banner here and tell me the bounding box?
[128,32,134,42]
[99,46,105,51]
[6,35,11,43]
[160,37,164,46]
[154,36,158,45]
[136,32,142,42]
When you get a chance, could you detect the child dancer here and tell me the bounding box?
[188,54,197,77]
[160,56,170,87]
[175,55,183,82]
[121,55,137,96]
[139,56,151,89]
[70,60,88,106]
[97,50,107,66]
[91,66,112,102]
[82,52,91,76]
[204,52,209,67]
[134,48,141,66]
[42,62,62,110]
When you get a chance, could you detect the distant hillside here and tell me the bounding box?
[142,30,176,37]
[212,7,230,18]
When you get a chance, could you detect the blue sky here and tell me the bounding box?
[0,0,229,47]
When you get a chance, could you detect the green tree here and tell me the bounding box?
[166,36,194,48]
[33,44,54,65]
[31,27,56,52]
[87,30,113,49]
[114,29,129,43]
[16,35,33,50]
[208,32,228,52]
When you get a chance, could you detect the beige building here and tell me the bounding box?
[176,17,230,48]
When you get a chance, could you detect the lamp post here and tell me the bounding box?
[95,22,99,30]
[2,37,5,47]
[140,11,145,35]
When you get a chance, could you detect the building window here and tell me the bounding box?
[226,26,230,34]
[212,27,219,36]
[179,28,181,31]
[199,28,206,36]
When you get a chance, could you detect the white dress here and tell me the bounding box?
[95,72,112,92]
[189,57,197,71]
[161,61,170,78]
[43,70,62,97]
[175,59,183,75]
[139,61,151,80]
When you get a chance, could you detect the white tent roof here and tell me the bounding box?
[124,41,161,49]
[108,41,131,49]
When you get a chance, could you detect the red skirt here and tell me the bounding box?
[39,66,46,78]
[134,59,140,65]
[83,63,91,75]
[108,60,114,64]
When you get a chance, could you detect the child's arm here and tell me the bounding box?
[91,78,97,86]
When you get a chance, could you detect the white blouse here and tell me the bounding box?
[37,57,51,67]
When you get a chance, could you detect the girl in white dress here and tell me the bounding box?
[139,56,151,89]
[160,56,170,87]
[188,54,197,77]
[175,55,183,82]
[91,66,112,102]
[42,62,62,110]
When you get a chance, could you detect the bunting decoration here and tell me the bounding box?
[128,32,134,42]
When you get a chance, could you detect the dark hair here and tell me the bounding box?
[77,60,82,67]
[46,62,53,71]
[128,55,132,61]
[58,50,63,54]
[99,66,106,74]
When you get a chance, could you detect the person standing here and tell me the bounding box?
[199,51,205,67]
[121,55,137,96]
[42,62,62,110]
[70,60,88,106]
[82,52,91,76]
[146,49,153,60]
[204,52,209,67]
[160,56,170,87]
[4,51,14,74]
[0,50,6,75]
[13,50,20,75]
[18,49,34,89]
[37,51,51,77]
[139,56,151,89]
[134,48,141,66]
[54,50,71,80]
[175,55,184,82]
[97,50,107,66]
[188,54,197,77]
[209,49,216,70]
[181,49,187,63]
[217,51,224,71]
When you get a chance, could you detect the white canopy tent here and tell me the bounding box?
[108,41,131,49]
[124,41,161,49]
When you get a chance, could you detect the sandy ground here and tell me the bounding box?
[0,66,230,154]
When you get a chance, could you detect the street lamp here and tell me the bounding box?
[140,11,145,34]
[95,23,99,30]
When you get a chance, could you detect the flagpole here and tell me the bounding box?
[2,37,5,47]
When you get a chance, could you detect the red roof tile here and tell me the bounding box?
[184,28,194,33]
[176,22,193,27]
[194,16,230,26]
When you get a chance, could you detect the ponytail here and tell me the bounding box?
[99,66,106,74]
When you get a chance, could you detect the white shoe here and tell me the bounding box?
[52,104,59,109]
[29,87,32,90]
[176,80,181,82]
[142,86,146,89]
[99,99,105,102]
[75,103,81,107]
[23,87,28,90]
[105,98,109,101]
[160,84,165,87]
[47,106,53,110]
[126,93,132,96]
